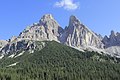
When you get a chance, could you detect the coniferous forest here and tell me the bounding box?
[0,41,120,80]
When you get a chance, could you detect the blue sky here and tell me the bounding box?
[0,0,120,40]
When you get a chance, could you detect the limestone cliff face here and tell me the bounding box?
[18,14,104,49]
[0,14,64,55]
[19,14,63,41]
[60,15,104,49]
[0,14,105,56]
[4,14,120,59]
[0,40,8,49]
[0,40,45,55]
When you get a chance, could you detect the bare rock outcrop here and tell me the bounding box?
[102,30,120,48]
[60,15,104,49]
[0,40,8,49]
[19,14,63,42]
[2,14,120,58]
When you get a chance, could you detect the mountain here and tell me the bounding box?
[0,41,120,80]
[103,30,120,48]
[1,14,120,80]
[0,14,105,56]
[102,31,120,57]
[19,14,104,50]
[19,14,63,42]
[60,15,104,49]
[1,14,120,58]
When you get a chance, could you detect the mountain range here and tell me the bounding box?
[0,14,120,80]
[0,14,120,58]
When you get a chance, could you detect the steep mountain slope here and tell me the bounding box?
[0,40,45,56]
[0,41,120,80]
[19,14,63,42]
[105,46,120,58]
[102,31,120,57]
[2,14,120,59]
[0,14,106,58]
[60,15,104,49]
[0,40,8,49]
[1,14,120,80]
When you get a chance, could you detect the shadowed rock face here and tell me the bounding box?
[102,30,120,48]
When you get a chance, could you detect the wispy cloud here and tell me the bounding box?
[54,0,80,10]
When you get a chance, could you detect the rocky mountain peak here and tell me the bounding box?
[42,14,54,19]
[1,14,120,59]
[110,30,116,37]
[60,15,104,49]
[39,14,62,31]
[69,15,81,29]
[69,15,80,23]
[116,32,120,36]
[102,31,120,48]
[39,14,54,25]
[19,14,63,42]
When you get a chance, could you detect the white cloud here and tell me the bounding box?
[54,0,80,10]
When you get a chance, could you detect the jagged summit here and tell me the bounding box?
[68,15,81,32]
[110,30,116,37]
[103,30,120,48]
[19,14,63,42]
[60,15,104,49]
[1,14,105,55]
[69,15,81,27]
[39,14,56,25]
[1,14,120,58]
[41,14,54,19]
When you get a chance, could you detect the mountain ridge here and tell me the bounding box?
[1,14,120,80]
[0,14,120,58]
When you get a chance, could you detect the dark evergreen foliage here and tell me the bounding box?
[0,41,120,80]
